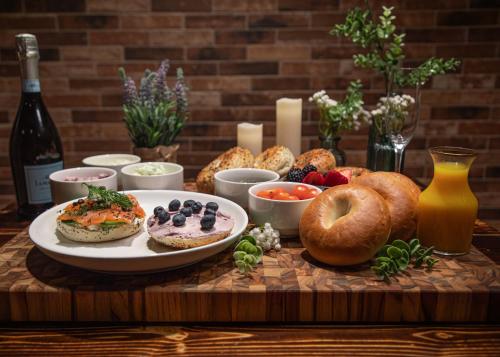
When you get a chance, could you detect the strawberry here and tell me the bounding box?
[323,170,349,187]
[302,171,325,186]
[338,168,352,182]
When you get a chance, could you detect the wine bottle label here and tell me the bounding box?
[24,161,63,204]
[22,79,40,93]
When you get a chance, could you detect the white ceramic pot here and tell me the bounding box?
[248,182,320,237]
[214,168,280,209]
[49,167,117,204]
[82,153,141,187]
[121,162,184,190]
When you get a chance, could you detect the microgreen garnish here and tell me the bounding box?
[233,235,263,275]
[371,238,439,280]
[84,184,133,211]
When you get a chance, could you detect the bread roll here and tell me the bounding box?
[254,145,295,177]
[294,149,336,174]
[196,147,254,193]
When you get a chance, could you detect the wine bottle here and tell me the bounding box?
[9,34,64,219]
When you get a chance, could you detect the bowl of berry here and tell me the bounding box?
[286,165,368,190]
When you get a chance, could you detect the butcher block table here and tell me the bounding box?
[0,183,499,355]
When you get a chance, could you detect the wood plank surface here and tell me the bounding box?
[0,227,498,323]
[0,324,499,356]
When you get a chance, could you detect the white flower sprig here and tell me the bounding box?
[309,81,371,137]
[370,94,415,135]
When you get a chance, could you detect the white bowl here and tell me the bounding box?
[121,162,184,190]
[214,168,280,209]
[82,154,141,186]
[49,167,117,204]
[248,182,320,237]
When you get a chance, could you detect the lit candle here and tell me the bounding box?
[237,122,263,156]
[276,98,302,157]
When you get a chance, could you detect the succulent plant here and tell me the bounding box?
[118,60,188,148]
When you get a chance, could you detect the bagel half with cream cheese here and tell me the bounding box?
[57,217,144,243]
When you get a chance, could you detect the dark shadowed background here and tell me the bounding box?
[0,0,499,227]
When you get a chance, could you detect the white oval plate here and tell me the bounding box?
[29,190,248,274]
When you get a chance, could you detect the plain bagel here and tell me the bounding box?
[355,172,420,242]
[254,145,295,177]
[294,149,336,174]
[196,147,254,194]
[299,184,391,266]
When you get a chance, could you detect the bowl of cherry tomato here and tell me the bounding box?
[248,182,321,237]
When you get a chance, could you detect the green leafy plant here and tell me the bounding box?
[371,238,439,280]
[233,235,263,274]
[309,80,371,138]
[331,4,459,94]
[84,184,132,211]
[118,60,188,148]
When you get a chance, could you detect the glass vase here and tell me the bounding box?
[366,124,402,171]
[417,147,478,256]
[320,135,346,166]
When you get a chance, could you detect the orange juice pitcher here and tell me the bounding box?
[417,147,478,255]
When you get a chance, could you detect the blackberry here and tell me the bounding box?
[287,168,304,182]
[206,202,219,212]
[180,207,193,217]
[302,164,317,176]
[168,199,181,211]
[200,214,216,230]
[172,213,186,227]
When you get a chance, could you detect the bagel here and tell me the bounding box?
[299,184,391,266]
[254,145,295,177]
[57,217,144,243]
[294,149,336,174]
[336,166,372,181]
[355,172,420,242]
[196,147,254,194]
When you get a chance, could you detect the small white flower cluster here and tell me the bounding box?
[370,94,415,117]
[249,223,281,251]
[309,90,338,108]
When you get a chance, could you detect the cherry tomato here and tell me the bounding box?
[274,191,291,200]
[257,190,272,199]
[287,195,300,200]
[301,188,320,199]
[291,185,309,199]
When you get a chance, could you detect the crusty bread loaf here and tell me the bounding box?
[294,149,336,174]
[254,145,295,177]
[57,217,144,242]
[196,147,254,194]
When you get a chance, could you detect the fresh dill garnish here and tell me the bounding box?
[83,184,133,211]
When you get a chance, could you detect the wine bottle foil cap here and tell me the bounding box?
[15,33,39,60]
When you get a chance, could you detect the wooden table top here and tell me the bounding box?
[0,195,499,355]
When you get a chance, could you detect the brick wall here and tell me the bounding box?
[0,0,499,222]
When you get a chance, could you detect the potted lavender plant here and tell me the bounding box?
[118,60,188,162]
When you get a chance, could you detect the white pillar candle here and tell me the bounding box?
[276,98,302,157]
[237,122,263,156]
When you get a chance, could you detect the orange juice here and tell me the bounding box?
[417,161,478,255]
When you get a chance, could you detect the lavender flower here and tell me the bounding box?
[123,77,138,105]
[155,60,170,103]
[175,68,188,118]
